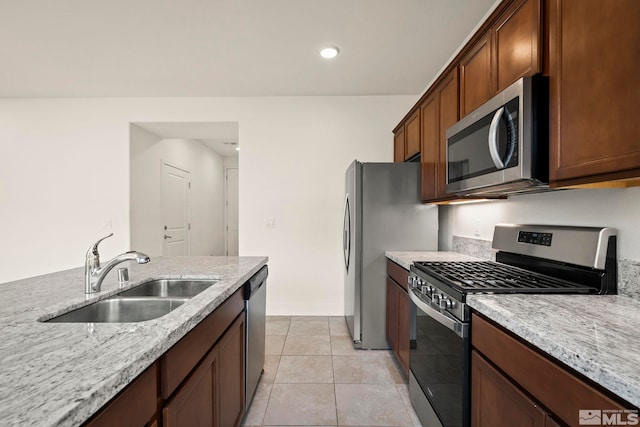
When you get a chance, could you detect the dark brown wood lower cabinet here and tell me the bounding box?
[163,312,246,427]
[396,288,410,375]
[472,350,546,427]
[386,277,399,353]
[472,313,632,427]
[218,313,246,427]
[385,276,409,377]
[83,363,158,427]
[163,347,219,427]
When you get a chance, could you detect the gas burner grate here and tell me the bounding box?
[413,261,598,294]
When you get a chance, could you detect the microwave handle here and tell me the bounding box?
[488,107,506,169]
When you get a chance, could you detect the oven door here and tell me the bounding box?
[408,287,470,427]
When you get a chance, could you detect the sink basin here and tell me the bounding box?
[46,297,188,323]
[117,279,218,298]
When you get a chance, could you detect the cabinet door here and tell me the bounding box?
[386,278,399,352]
[404,111,421,160]
[492,0,542,92]
[163,347,219,427]
[472,350,545,427]
[420,94,439,201]
[437,69,459,199]
[548,0,640,184]
[394,127,405,162]
[218,313,246,427]
[85,364,158,427]
[397,287,410,377]
[459,32,492,117]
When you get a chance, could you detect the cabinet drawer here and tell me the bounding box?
[472,313,627,426]
[84,363,158,427]
[386,260,409,291]
[161,288,244,399]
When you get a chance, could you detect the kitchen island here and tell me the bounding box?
[0,256,268,426]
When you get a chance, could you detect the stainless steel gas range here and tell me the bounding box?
[407,224,618,427]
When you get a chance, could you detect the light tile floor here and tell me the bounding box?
[241,316,422,427]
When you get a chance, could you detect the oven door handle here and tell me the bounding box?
[409,288,468,338]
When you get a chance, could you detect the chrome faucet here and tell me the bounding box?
[85,233,151,294]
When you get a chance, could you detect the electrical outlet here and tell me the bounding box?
[265,217,276,228]
[102,219,113,231]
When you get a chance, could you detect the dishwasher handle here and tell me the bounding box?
[244,265,269,299]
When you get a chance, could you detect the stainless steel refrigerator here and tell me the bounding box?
[343,160,438,349]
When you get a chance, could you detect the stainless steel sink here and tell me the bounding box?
[117,279,217,298]
[46,297,189,323]
[43,278,218,323]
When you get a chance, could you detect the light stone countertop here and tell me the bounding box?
[467,294,640,409]
[385,250,640,408]
[0,256,268,426]
[385,250,480,270]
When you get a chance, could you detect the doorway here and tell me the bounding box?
[225,167,239,256]
[130,122,239,257]
[162,163,191,256]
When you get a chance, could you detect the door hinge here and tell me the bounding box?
[188,223,191,230]
[188,182,191,189]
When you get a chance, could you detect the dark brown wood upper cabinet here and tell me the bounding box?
[548,0,640,186]
[404,110,421,160]
[394,127,405,162]
[420,68,459,202]
[459,31,493,117]
[420,93,438,201]
[492,0,542,93]
[438,70,460,199]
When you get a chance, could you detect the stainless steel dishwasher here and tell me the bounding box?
[243,265,268,411]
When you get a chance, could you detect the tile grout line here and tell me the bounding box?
[330,319,339,427]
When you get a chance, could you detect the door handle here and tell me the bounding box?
[164,234,173,240]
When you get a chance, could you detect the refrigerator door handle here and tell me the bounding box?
[343,194,351,271]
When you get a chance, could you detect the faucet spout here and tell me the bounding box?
[84,234,150,294]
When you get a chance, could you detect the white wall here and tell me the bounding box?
[439,187,640,262]
[0,95,414,315]
[130,127,225,257]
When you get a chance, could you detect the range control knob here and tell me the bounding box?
[431,294,440,305]
[407,276,415,287]
[439,295,453,309]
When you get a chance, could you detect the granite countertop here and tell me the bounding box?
[468,294,640,408]
[0,256,268,426]
[385,250,640,408]
[385,250,480,270]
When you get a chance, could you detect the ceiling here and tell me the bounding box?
[0,0,498,98]
[134,122,239,157]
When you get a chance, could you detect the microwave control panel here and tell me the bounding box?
[517,231,553,246]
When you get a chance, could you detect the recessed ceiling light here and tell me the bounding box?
[320,46,339,59]
[235,147,240,151]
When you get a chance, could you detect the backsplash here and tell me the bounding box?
[452,235,640,299]
[618,259,640,299]
[452,236,496,261]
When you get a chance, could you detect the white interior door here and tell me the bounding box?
[162,163,190,256]
[225,167,239,256]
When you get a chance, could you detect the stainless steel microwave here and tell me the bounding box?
[445,76,548,196]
